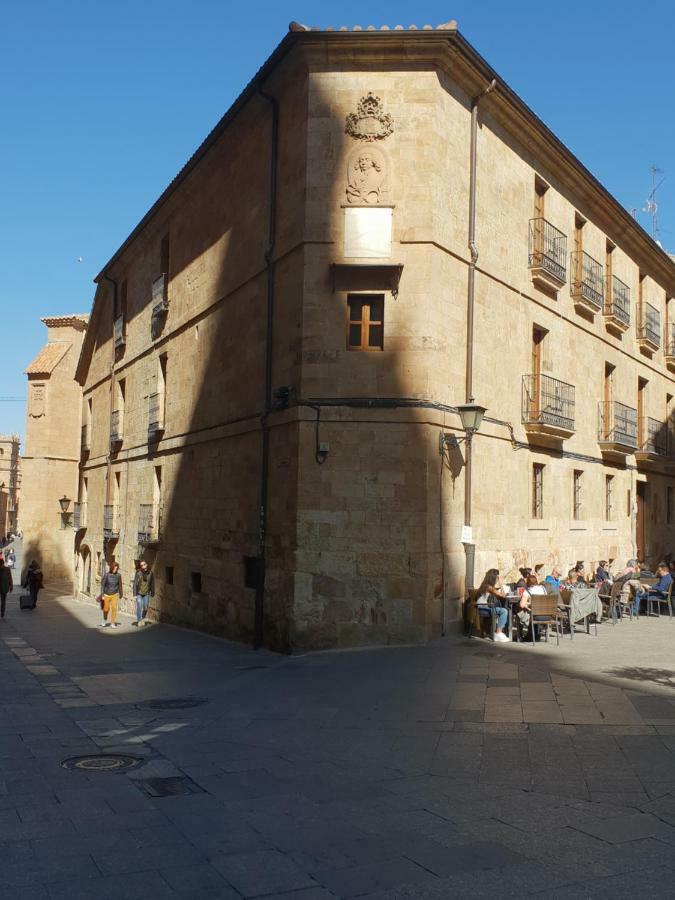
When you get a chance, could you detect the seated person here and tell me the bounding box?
[515,567,532,589]
[545,566,563,591]
[634,562,673,616]
[615,559,642,612]
[476,568,509,643]
[574,563,588,584]
[595,560,611,583]
[518,574,547,639]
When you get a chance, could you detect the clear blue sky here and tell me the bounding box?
[2,0,674,439]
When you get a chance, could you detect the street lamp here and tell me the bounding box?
[59,495,72,530]
[456,401,487,435]
[457,399,486,593]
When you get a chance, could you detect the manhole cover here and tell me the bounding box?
[137,776,204,798]
[141,697,208,710]
[61,753,141,773]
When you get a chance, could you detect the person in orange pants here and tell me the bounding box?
[100,562,122,629]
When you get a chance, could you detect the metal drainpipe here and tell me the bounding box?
[254,88,279,650]
[101,273,118,577]
[464,78,496,592]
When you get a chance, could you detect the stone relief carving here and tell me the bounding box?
[29,382,46,417]
[345,93,393,142]
[346,146,388,205]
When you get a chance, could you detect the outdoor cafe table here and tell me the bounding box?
[560,587,603,635]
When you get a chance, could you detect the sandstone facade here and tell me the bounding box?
[21,316,88,581]
[75,23,675,651]
[0,435,20,536]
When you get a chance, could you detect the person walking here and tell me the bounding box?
[0,558,13,619]
[23,560,43,609]
[133,561,154,627]
[100,563,122,629]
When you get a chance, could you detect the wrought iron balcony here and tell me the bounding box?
[665,325,675,371]
[571,251,603,313]
[73,502,87,530]
[114,316,126,350]
[148,392,164,438]
[522,374,575,439]
[110,409,123,445]
[528,218,567,292]
[598,401,638,455]
[637,302,661,351]
[151,273,169,317]
[636,416,668,463]
[81,424,90,453]
[103,504,119,539]
[138,503,161,544]
[604,275,630,333]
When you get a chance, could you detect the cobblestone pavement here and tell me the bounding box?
[3,566,675,897]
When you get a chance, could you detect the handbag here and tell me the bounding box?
[96,594,103,607]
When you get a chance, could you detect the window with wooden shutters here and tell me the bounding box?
[347,294,384,351]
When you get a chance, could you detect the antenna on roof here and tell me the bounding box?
[643,164,665,241]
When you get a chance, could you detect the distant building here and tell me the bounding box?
[75,22,675,651]
[21,315,88,581]
[0,435,20,536]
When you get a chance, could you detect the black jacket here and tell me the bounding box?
[101,571,122,595]
[133,570,155,597]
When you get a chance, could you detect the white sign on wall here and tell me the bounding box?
[460,525,473,545]
[344,207,392,259]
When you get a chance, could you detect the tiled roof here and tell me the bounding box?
[25,343,71,375]
[289,21,458,31]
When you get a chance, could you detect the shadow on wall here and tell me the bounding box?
[116,67,461,652]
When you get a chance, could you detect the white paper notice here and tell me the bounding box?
[460,525,473,544]
[344,207,392,258]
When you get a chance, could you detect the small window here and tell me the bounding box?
[165,566,174,585]
[244,556,258,589]
[532,463,544,519]
[605,475,614,521]
[347,295,384,351]
[668,487,674,526]
[190,572,202,593]
[573,470,583,520]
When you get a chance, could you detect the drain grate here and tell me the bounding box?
[61,753,141,773]
[141,697,208,711]
[136,776,204,798]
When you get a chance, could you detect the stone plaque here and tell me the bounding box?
[29,382,46,417]
[344,207,392,259]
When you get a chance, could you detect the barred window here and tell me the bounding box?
[532,463,544,519]
[573,470,583,521]
[605,475,614,521]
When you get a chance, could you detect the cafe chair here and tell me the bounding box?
[647,582,674,619]
[528,595,563,646]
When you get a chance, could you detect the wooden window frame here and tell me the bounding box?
[532,463,544,520]
[605,474,614,522]
[347,294,385,352]
[573,469,583,521]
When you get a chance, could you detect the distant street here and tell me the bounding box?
[0,542,674,896]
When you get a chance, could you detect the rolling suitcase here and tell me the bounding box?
[19,594,33,610]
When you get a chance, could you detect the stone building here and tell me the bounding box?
[75,22,675,651]
[21,315,88,581]
[0,435,20,536]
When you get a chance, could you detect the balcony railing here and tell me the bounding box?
[598,401,638,450]
[151,273,169,316]
[110,409,123,444]
[571,250,603,310]
[605,275,631,326]
[114,316,126,349]
[148,392,164,437]
[138,504,161,543]
[103,504,119,538]
[638,302,661,348]
[81,424,90,453]
[522,374,575,433]
[638,416,667,456]
[73,502,87,530]
[528,218,567,285]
